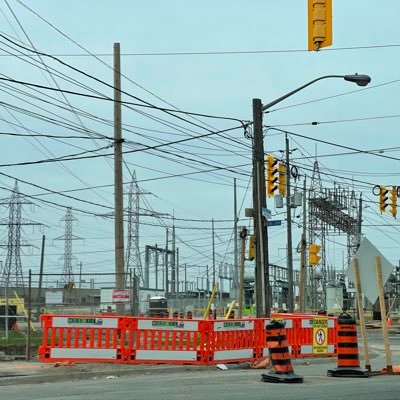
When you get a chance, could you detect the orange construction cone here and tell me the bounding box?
[261,320,303,383]
[327,313,368,377]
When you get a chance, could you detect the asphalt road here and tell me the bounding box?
[1,331,399,400]
[2,367,399,400]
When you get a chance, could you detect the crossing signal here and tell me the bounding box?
[309,243,321,266]
[266,154,278,197]
[308,0,332,51]
[379,185,389,213]
[389,186,397,218]
[248,235,255,261]
[278,162,287,196]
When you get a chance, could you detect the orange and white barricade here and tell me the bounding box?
[206,319,257,364]
[129,317,206,364]
[38,315,124,363]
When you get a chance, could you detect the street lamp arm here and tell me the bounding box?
[262,73,371,112]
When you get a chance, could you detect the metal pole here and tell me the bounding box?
[171,223,176,294]
[285,134,294,312]
[212,218,215,288]
[5,275,8,340]
[238,227,247,318]
[113,42,125,316]
[38,235,45,300]
[155,244,159,289]
[176,247,179,295]
[26,269,32,361]
[165,229,169,296]
[144,245,150,288]
[299,178,307,313]
[233,178,238,300]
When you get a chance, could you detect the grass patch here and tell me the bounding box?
[0,331,43,351]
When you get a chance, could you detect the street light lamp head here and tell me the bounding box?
[343,74,371,87]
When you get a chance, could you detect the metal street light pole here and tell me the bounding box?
[251,73,371,317]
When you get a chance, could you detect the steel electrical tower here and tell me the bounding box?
[125,171,144,285]
[308,161,361,309]
[0,181,41,290]
[54,207,81,287]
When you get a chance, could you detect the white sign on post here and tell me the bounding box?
[347,238,393,303]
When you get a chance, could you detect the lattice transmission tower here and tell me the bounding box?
[308,161,361,309]
[125,171,144,285]
[54,207,82,287]
[0,181,41,290]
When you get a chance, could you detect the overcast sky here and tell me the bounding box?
[1,0,399,290]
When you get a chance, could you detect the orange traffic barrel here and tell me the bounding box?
[261,320,303,383]
[327,313,368,377]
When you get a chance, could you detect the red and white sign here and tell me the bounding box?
[112,289,131,304]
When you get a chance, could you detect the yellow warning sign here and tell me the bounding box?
[312,317,328,354]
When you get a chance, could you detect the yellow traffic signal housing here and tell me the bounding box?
[266,154,278,197]
[278,162,287,196]
[379,185,389,213]
[309,243,321,266]
[248,235,255,261]
[389,186,397,218]
[308,0,333,51]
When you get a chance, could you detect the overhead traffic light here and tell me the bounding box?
[389,186,397,218]
[278,162,287,196]
[248,235,255,261]
[308,0,332,51]
[379,185,389,213]
[309,243,321,266]
[266,154,278,197]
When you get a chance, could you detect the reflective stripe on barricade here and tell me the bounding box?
[38,315,123,362]
[206,320,257,364]
[129,318,205,364]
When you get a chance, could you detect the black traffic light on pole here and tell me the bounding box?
[389,186,397,218]
[266,154,278,197]
[379,185,389,213]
